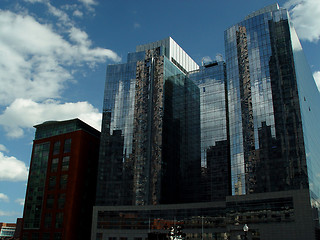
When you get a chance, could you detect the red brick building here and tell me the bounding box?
[21,119,100,240]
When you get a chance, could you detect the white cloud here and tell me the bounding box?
[0,10,120,106]
[78,0,98,7]
[0,210,20,217]
[285,0,320,42]
[69,27,91,47]
[15,198,25,206]
[0,98,102,138]
[0,144,8,153]
[313,71,320,91]
[0,152,29,181]
[23,0,46,3]
[46,2,71,26]
[0,193,9,202]
[134,23,141,29]
[73,10,83,18]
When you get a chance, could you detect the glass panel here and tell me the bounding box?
[61,156,70,171]
[51,158,59,173]
[63,139,71,153]
[53,141,60,155]
[59,175,68,190]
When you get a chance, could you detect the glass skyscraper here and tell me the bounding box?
[225,3,320,236]
[92,5,320,240]
[225,3,312,195]
[96,38,201,206]
[189,61,231,201]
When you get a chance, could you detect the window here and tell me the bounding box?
[55,213,64,229]
[61,156,70,171]
[96,233,103,240]
[42,233,50,240]
[58,193,66,209]
[64,139,72,153]
[49,176,56,190]
[46,194,54,209]
[51,158,59,172]
[54,232,62,240]
[44,213,52,228]
[53,141,60,155]
[31,232,39,240]
[60,175,68,190]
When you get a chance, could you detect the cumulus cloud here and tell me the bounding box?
[0,152,29,181]
[313,71,320,91]
[0,10,120,105]
[0,144,8,152]
[15,198,25,206]
[73,10,83,18]
[0,98,102,138]
[285,0,320,42]
[0,193,9,202]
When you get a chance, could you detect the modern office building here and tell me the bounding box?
[96,37,201,206]
[92,4,320,240]
[189,61,231,201]
[21,119,100,240]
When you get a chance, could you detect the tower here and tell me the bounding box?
[96,37,201,206]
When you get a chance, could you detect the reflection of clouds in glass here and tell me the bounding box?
[124,79,136,157]
[198,79,227,164]
[248,31,276,147]
[111,81,124,130]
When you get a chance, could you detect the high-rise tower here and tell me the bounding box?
[92,5,320,239]
[96,37,201,206]
[225,3,315,195]
[189,61,231,201]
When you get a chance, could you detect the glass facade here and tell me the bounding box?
[96,43,201,206]
[93,6,320,237]
[24,142,50,229]
[96,54,143,206]
[189,62,231,201]
[93,190,311,240]
[289,15,320,223]
[225,4,308,196]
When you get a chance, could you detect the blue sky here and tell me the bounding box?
[0,0,320,223]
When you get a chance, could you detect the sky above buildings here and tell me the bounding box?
[0,0,320,223]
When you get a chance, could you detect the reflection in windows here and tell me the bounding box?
[24,142,49,229]
[44,213,52,228]
[63,139,71,153]
[55,213,64,229]
[48,176,56,190]
[60,175,68,190]
[46,194,54,209]
[51,158,59,173]
[58,193,66,209]
[54,232,62,240]
[53,141,60,155]
[61,156,70,171]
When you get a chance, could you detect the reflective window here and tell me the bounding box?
[61,156,70,171]
[63,139,71,153]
